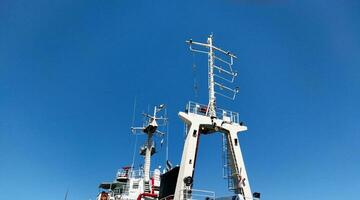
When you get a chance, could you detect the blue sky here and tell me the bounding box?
[1,0,360,199]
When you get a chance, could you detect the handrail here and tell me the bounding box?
[216,195,260,200]
[186,101,240,124]
[159,194,175,200]
[116,169,155,179]
[179,188,215,200]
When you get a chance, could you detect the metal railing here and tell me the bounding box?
[102,182,131,198]
[215,195,260,200]
[159,189,215,200]
[185,101,240,124]
[179,189,216,200]
[158,190,260,200]
[116,169,155,179]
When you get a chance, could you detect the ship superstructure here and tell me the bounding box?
[170,35,259,200]
[96,105,167,200]
[95,35,260,200]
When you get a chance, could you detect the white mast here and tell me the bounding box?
[144,132,153,181]
[207,35,216,117]
[187,35,238,118]
[131,104,166,182]
[175,35,254,200]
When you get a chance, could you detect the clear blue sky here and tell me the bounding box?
[1,0,359,199]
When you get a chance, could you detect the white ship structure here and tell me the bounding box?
[96,35,260,200]
[96,105,166,200]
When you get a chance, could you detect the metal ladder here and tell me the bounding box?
[222,133,237,191]
[144,181,151,193]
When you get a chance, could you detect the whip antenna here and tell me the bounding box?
[165,109,169,162]
[64,189,69,200]
[131,96,138,168]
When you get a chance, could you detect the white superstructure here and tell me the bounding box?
[173,35,257,200]
[96,105,166,200]
[95,35,260,200]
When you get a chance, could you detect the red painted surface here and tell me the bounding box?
[151,177,155,194]
[137,193,158,200]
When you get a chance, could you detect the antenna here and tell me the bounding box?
[64,189,69,200]
[186,34,239,118]
[131,96,138,168]
[165,109,169,162]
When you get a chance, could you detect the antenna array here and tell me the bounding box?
[186,35,239,118]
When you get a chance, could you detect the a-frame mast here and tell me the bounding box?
[174,35,253,200]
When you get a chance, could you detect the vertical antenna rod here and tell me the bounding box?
[207,35,216,117]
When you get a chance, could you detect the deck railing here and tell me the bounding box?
[185,101,240,124]
[215,195,260,200]
[159,189,260,200]
[159,189,215,200]
[179,189,216,200]
[116,169,155,179]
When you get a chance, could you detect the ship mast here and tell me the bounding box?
[174,35,254,200]
[208,35,216,117]
[131,104,166,182]
[186,35,238,118]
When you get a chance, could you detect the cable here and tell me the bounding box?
[192,51,199,99]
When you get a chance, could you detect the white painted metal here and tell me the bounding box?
[96,35,257,200]
[153,169,161,195]
[207,35,216,117]
[222,122,252,199]
[174,109,252,200]
[174,112,212,199]
[131,105,166,182]
[175,36,253,200]
[144,133,153,182]
[129,104,167,196]
[186,35,239,116]
[96,104,166,200]
[97,169,162,200]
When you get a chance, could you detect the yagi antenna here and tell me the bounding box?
[186,34,239,118]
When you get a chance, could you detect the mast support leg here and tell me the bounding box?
[174,111,252,200]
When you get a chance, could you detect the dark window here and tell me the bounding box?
[193,130,197,137]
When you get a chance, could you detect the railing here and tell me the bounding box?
[179,189,216,200]
[185,101,240,124]
[159,190,260,200]
[159,189,215,200]
[215,195,260,200]
[103,182,131,198]
[116,169,155,179]
[159,194,175,200]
